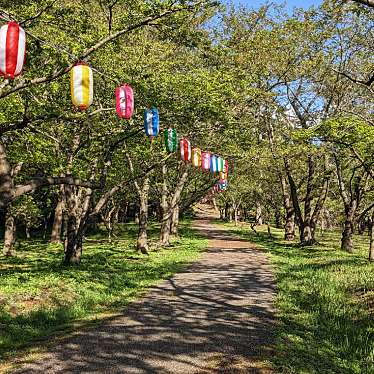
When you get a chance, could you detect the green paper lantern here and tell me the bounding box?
[164,128,177,153]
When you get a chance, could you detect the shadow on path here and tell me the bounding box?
[12,216,276,374]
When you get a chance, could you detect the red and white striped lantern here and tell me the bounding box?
[115,84,134,120]
[180,138,191,162]
[0,22,26,79]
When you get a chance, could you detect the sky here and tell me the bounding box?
[227,0,322,12]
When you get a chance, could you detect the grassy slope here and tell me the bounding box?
[0,222,208,363]
[227,224,373,374]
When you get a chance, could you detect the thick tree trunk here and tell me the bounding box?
[63,184,92,265]
[255,202,263,225]
[341,213,355,253]
[64,214,83,265]
[284,213,295,241]
[300,221,316,246]
[137,177,149,253]
[3,208,16,256]
[160,167,188,244]
[170,205,179,236]
[0,142,14,209]
[50,185,64,243]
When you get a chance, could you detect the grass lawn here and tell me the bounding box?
[0,221,208,364]
[226,223,374,374]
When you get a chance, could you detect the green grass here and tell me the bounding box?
[226,223,374,374]
[0,222,208,363]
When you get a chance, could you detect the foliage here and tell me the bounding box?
[229,223,374,374]
[0,221,208,362]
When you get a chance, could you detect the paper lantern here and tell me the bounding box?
[0,21,26,79]
[218,179,227,190]
[164,128,177,153]
[115,84,134,119]
[219,172,227,180]
[144,108,159,138]
[191,147,202,167]
[210,155,219,174]
[180,138,191,162]
[201,152,211,171]
[217,157,225,172]
[224,159,229,174]
[70,62,93,110]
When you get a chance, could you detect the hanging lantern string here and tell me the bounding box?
[24,30,121,86]
[0,8,121,86]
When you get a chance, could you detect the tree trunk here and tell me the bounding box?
[3,208,16,256]
[63,184,92,265]
[212,198,218,212]
[369,213,374,262]
[25,226,31,239]
[50,185,64,243]
[225,202,229,220]
[255,202,263,225]
[0,142,14,209]
[137,177,149,253]
[284,213,295,241]
[300,221,315,246]
[160,166,188,244]
[171,205,179,236]
[64,213,83,265]
[341,212,355,253]
[274,206,282,229]
[159,164,171,246]
[281,175,295,241]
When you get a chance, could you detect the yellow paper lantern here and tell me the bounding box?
[191,147,202,167]
[70,62,93,110]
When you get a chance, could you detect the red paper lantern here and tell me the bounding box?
[0,21,26,79]
[180,138,191,162]
[115,84,134,120]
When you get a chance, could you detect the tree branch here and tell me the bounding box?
[0,2,204,99]
[92,153,173,216]
[13,176,99,200]
[350,0,374,8]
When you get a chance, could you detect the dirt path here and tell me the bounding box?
[11,217,276,374]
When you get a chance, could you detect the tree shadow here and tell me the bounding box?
[10,230,276,373]
[229,227,374,374]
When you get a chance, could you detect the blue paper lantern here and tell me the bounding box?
[144,108,159,138]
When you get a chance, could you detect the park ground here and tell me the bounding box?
[0,214,373,373]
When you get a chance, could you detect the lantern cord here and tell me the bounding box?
[24,31,121,86]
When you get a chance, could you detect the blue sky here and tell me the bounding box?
[226,0,322,12]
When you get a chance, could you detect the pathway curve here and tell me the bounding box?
[12,216,276,374]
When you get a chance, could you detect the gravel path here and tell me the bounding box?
[12,218,276,374]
